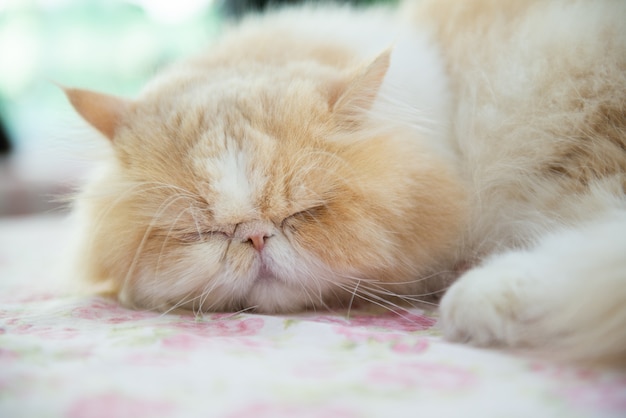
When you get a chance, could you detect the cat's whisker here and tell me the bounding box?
[158,291,204,317]
[353,279,442,307]
[330,280,420,319]
[85,183,167,241]
[154,205,197,285]
[189,207,206,242]
[346,279,361,319]
[300,283,318,312]
[120,194,199,300]
[333,272,444,309]
[291,274,322,313]
[196,275,227,313]
[226,305,259,317]
[355,269,457,287]
[311,272,406,313]
[84,181,202,257]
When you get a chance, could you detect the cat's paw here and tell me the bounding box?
[439,257,546,348]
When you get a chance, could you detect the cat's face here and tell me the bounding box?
[68,52,466,313]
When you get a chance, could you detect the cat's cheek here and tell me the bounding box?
[118,241,235,311]
[288,219,379,275]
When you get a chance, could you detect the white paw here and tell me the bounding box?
[440,214,626,362]
[439,256,547,348]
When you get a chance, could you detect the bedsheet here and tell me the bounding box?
[1,215,625,418]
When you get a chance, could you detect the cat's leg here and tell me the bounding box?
[439,210,626,366]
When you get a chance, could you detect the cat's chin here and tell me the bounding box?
[118,269,315,314]
[245,281,308,314]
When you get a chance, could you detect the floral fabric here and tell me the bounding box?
[1,216,625,418]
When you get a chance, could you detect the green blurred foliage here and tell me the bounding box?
[0,0,396,149]
[0,0,220,148]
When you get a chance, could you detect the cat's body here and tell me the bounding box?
[67,0,626,366]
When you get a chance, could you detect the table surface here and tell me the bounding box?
[1,215,625,418]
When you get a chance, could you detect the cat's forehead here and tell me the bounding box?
[189,123,279,223]
[161,69,329,125]
[204,146,257,220]
[188,120,332,225]
[133,74,335,223]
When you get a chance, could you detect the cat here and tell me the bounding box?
[65,0,626,367]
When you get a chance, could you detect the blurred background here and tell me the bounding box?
[0,0,395,217]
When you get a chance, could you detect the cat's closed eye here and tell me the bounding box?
[171,230,231,244]
[281,206,326,231]
[168,206,327,245]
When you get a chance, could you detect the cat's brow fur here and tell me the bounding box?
[67,0,626,366]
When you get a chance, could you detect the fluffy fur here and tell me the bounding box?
[66,0,626,366]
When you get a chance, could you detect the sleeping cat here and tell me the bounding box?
[65,0,626,366]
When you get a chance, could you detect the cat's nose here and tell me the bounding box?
[246,233,269,252]
[236,221,274,252]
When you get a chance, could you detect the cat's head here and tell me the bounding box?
[67,50,466,313]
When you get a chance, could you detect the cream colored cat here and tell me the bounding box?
[66,0,626,366]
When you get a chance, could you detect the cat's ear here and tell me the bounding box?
[63,87,129,141]
[330,49,391,124]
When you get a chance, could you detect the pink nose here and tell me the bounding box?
[235,221,274,252]
[246,233,269,252]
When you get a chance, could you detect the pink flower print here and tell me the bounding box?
[367,362,476,392]
[166,316,265,337]
[71,299,158,324]
[531,363,626,414]
[310,310,436,332]
[225,402,359,418]
[7,322,80,340]
[390,338,430,354]
[161,330,269,353]
[561,380,626,414]
[0,289,58,304]
[67,393,177,418]
[161,333,207,350]
[346,310,436,331]
[0,348,19,362]
[334,326,405,344]
[529,362,598,380]
[159,317,266,351]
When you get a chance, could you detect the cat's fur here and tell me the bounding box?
[66,0,626,366]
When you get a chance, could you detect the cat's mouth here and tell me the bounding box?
[244,262,309,314]
[254,263,279,285]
